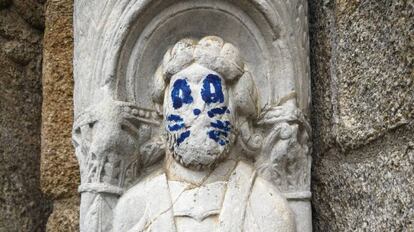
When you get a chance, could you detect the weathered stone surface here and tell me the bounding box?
[311,0,413,152]
[334,0,413,151]
[313,124,414,231]
[0,0,11,9]
[13,0,45,29]
[310,0,414,231]
[45,197,79,232]
[308,0,335,154]
[0,1,50,231]
[40,0,77,200]
[40,0,79,230]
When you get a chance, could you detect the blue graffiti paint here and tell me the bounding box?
[208,130,221,142]
[171,79,193,109]
[167,114,183,122]
[207,106,229,118]
[168,123,185,131]
[208,120,231,146]
[210,120,231,132]
[177,130,191,146]
[207,130,229,146]
[201,74,224,104]
[167,114,185,132]
[193,108,201,116]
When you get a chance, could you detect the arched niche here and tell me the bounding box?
[124,2,272,108]
[90,0,309,114]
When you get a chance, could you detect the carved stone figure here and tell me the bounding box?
[111,37,295,231]
[73,1,312,231]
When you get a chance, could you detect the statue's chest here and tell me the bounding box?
[168,180,227,227]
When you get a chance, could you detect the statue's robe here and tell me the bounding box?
[113,161,295,232]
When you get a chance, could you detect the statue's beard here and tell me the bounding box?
[167,126,234,170]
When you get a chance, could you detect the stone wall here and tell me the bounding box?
[309,0,413,231]
[0,0,50,231]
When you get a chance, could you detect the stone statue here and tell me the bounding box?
[73,1,312,231]
[111,36,295,231]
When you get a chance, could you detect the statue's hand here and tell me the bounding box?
[140,136,165,167]
[256,101,311,192]
[258,103,298,125]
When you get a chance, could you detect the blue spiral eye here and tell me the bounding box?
[171,79,193,109]
[201,74,224,104]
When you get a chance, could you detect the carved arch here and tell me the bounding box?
[74,0,310,115]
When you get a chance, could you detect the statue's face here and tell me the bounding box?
[164,64,234,169]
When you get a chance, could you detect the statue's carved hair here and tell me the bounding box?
[151,36,260,120]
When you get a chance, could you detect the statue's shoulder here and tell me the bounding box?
[247,165,296,232]
[122,168,167,199]
[113,169,169,231]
